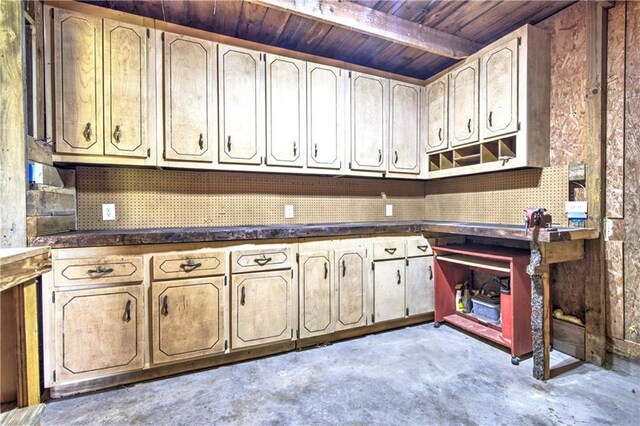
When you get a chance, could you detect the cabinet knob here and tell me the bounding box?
[83,122,92,142]
[114,125,121,143]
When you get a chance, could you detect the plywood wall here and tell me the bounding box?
[76,167,425,229]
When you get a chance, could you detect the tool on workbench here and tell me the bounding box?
[523,208,554,234]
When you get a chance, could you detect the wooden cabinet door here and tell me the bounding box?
[307,63,344,170]
[219,45,265,166]
[163,33,216,163]
[373,259,405,323]
[334,248,368,331]
[231,270,291,349]
[103,20,148,158]
[53,9,103,155]
[299,251,334,338]
[266,55,305,167]
[389,82,421,174]
[55,285,143,382]
[425,76,448,153]
[481,37,519,139]
[151,277,225,364]
[350,73,388,172]
[406,256,435,316]
[449,59,479,147]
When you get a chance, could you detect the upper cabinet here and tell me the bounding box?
[480,38,519,140]
[218,45,265,166]
[389,82,421,175]
[307,63,344,170]
[424,76,448,154]
[449,59,479,147]
[350,73,388,173]
[162,33,216,163]
[50,9,154,164]
[266,55,306,167]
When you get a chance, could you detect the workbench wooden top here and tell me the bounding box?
[27,221,599,249]
[0,247,51,292]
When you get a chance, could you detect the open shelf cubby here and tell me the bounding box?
[428,136,517,172]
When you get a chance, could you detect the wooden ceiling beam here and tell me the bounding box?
[250,0,483,59]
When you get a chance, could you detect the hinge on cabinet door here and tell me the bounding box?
[348,162,352,169]
[49,8,54,18]
[517,122,521,131]
[146,28,150,38]
[296,253,299,263]
[296,330,300,339]
[53,370,56,382]
[406,308,409,317]
[371,313,375,323]
[147,148,151,158]
[517,36,522,45]
[406,258,409,266]
[291,269,293,278]
[224,340,228,350]
[161,32,165,42]
[52,291,55,303]
[348,71,352,78]
[371,262,375,271]
[163,150,166,159]
[224,276,228,286]
[290,329,293,338]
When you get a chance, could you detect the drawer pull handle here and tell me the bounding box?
[114,125,121,143]
[240,286,246,306]
[384,248,397,255]
[254,257,272,266]
[324,262,328,279]
[198,133,204,150]
[394,150,398,164]
[417,245,428,252]
[88,267,114,275]
[124,300,131,322]
[488,111,493,127]
[397,270,401,285]
[428,265,433,280]
[83,122,92,142]
[342,260,346,277]
[467,118,472,134]
[179,261,202,272]
[314,143,318,158]
[438,127,442,141]
[378,149,382,162]
[227,135,232,152]
[162,295,169,316]
[293,141,297,156]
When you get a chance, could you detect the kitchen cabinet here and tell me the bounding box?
[231,270,292,349]
[334,247,368,331]
[307,63,344,170]
[449,59,479,147]
[350,72,388,172]
[299,251,334,338]
[54,285,143,383]
[151,277,225,364]
[162,32,216,163]
[480,38,519,140]
[406,236,435,316]
[389,82,421,175]
[218,45,265,166]
[373,259,405,323]
[266,55,306,167]
[424,75,448,154]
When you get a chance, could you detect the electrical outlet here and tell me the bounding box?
[102,204,116,221]
[284,204,294,219]
[28,163,43,184]
[386,204,393,217]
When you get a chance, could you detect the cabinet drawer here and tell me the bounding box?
[406,237,436,257]
[373,239,406,260]
[152,251,226,280]
[231,247,291,273]
[54,256,143,287]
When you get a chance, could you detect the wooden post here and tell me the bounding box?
[584,1,609,366]
[0,0,27,248]
[528,242,551,380]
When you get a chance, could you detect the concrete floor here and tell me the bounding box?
[41,323,639,425]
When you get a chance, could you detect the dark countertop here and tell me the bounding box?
[28,221,599,249]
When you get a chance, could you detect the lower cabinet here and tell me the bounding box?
[406,255,435,316]
[373,259,406,322]
[299,251,334,338]
[231,270,292,349]
[151,277,225,364]
[54,285,144,382]
[334,247,368,331]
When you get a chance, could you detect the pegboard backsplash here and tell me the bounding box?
[76,167,426,230]
[423,166,568,226]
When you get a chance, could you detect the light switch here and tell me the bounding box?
[284,205,294,219]
[102,204,116,221]
[386,204,393,217]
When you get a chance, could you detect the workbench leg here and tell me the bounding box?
[528,243,551,380]
[14,279,41,407]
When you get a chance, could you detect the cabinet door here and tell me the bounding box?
[299,251,334,338]
[334,248,368,331]
[389,82,420,174]
[53,9,103,155]
[449,59,479,147]
[104,20,148,158]
[55,285,143,382]
[151,277,225,364]
[350,73,388,172]
[374,259,405,323]
[406,256,435,316]
[307,63,344,170]
[266,55,305,167]
[425,76,448,153]
[219,45,265,165]
[481,38,519,139]
[163,33,215,162]
[231,270,291,349]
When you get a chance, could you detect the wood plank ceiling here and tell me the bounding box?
[85,0,574,79]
